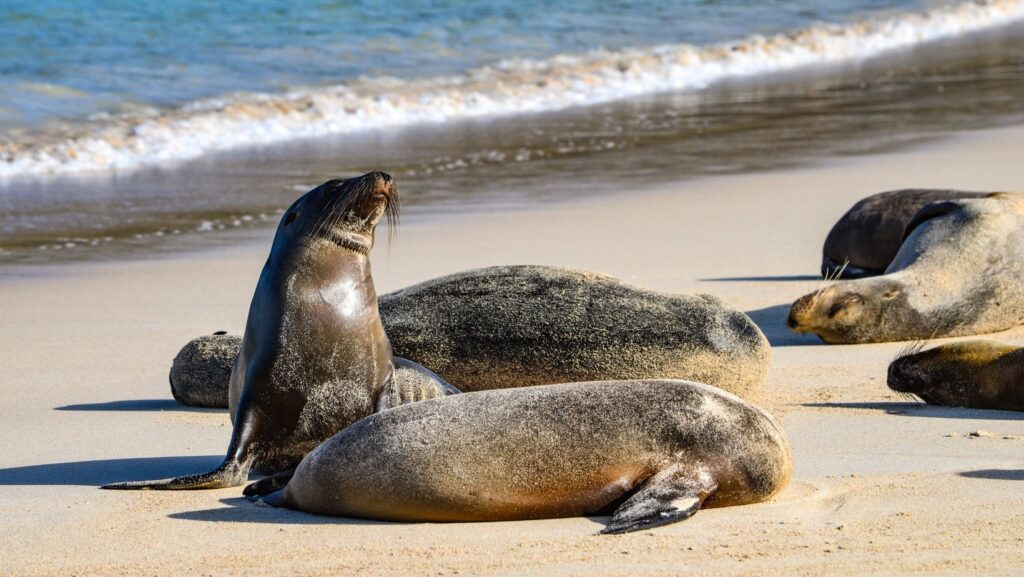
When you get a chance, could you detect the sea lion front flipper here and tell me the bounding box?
[599,465,718,535]
[100,459,249,490]
[243,469,296,499]
[101,406,259,490]
[375,357,461,411]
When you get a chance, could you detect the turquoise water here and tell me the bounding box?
[0,0,945,128]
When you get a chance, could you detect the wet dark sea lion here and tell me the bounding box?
[821,189,991,279]
[170,266,770,406]
[245,380,792,534]
[788,193,1024,344]
[104,172,455,490]
[888,340,1024,411]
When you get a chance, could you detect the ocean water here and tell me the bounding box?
[0,0,955,128]
[2,0,1024,263]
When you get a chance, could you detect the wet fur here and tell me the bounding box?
[104,172,453,490]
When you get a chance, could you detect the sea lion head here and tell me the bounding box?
[887,340,1020,407]
[278,171,400,255]
[786,278,906,343]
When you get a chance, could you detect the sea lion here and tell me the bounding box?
[244,380,792,535]
[169,266,771,406]
[170,332,241,408]
[888,340,1024,411]
[104,172,456,491]
[788,193,1024,344]
[822,189,991,279]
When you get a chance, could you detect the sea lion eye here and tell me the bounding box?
[284,212,298,226]
[827,295,862,318]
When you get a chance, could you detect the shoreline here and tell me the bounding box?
[5,15,1024,267]
[2,121,1024,575]
[3,120,1021,284]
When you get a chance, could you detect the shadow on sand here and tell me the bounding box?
[958,469,1024,481]
[745,303,821,347]
[802,402,1024,420]
[702,275,821,282]
[55,399,224,413]
[170,497,405,526]
[170,497,612,531]
[0,456,223,486]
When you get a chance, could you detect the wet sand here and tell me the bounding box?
[1,124,1024,575]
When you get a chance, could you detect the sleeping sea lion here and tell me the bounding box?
[888,339,1024,411]
[788,193,1024,344]
[244,380,792,535]
[170,266,770,406]
[821,189,991,278]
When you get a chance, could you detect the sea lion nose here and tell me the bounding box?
[367,170,391,184]
[786,312,799,329]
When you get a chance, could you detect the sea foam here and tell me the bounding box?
[2,0,1022,179]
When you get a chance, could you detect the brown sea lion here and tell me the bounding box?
[788,193,1024,344]
[170,266,770,407]
[888,340,1024,411]
[104,172,456,491]
[244,380,792,535]
[822,189,991,279]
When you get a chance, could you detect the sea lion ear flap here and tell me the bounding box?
[902,200,961,242]
[599,465,717,535]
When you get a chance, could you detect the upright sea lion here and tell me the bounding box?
[888,340,1024,411]
[104,172,456,490]
[788,193,1024,344]
[821,189,991,279]
[244,380,792,535]
[169,266,771,407]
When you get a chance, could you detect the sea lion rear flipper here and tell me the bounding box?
[253,488,288,508]
[243,469,296,499]
[376,358,461,411]
[599,465,718,535]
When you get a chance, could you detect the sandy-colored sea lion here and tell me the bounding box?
[104,172,456,490]
[168,334,454,410]
[170,266,770,406]
[170,332,241,408]
[788,193,1024,344]
[888,340,1024,411]
[822,189,991,278]
[380,266,770,397]
[244,380,792,534]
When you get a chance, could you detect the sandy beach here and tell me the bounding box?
[2,123,1024,575]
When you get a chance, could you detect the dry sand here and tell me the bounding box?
[2,125,1023,576]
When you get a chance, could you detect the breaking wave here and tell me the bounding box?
[2,0,1022,178]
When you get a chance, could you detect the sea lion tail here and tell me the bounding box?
[100,459,249,490]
